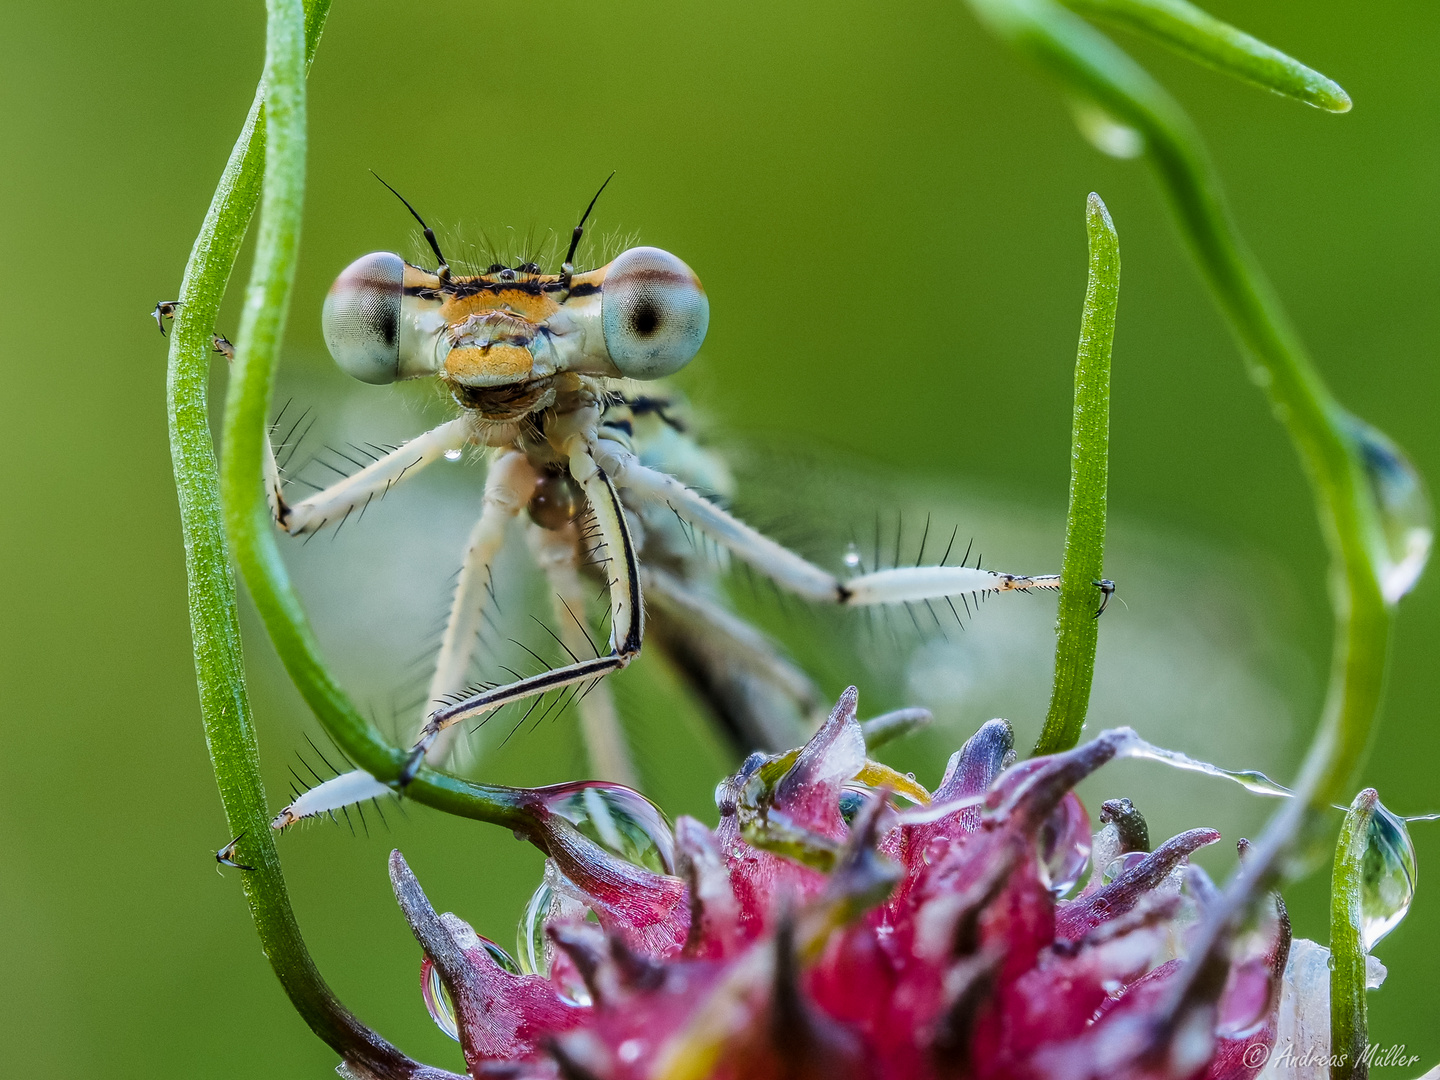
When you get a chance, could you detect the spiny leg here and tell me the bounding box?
[270,416,471,536]
[596,440,1067,609]
[528,520,639,788]
[271,451,544,827]
[401,440,645,780]
[422,451,538,767]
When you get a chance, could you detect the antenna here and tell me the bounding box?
[559,171,615,299]
[371,171,450,281]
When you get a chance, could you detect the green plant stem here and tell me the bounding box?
[971,0,1388,865]
[1059,0,1351,111]
[1034,192,1118,756]
[164,2,463,1074]
[210,9,541,836]
[970,0,1389,827]
[1330,788,1378,1080]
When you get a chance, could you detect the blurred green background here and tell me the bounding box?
[1,1,1436,1075]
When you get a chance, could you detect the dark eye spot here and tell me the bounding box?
[631,300,660,336]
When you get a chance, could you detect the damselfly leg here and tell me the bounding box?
[422,450,538,768]
[272,418,471,536]
[527,519,638,787]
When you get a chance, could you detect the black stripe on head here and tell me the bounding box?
[405,280,602,301]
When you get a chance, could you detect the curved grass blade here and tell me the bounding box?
[1062,0,1351,112]
[961,0,1414,1050]
[967,0,1390,866]
[210,9,542,834]
[165,1,461,1074]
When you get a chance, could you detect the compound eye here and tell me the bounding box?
[322,251,404,384]
[601,247,709,380]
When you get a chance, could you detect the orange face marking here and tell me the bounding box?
[444,344,533,384]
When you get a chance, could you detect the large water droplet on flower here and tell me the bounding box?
[420,957,458,1041]
[1360,799,1416,951]
[538,782,676,874]
[1340,412,1433,603]
[1037,792,1091,897]
[443,447,463,462]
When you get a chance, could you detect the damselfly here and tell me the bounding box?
[262,184,1067,826]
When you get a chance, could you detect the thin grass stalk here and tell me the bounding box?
[1329,789,1379,1080]
[1034,192,1119,756]
[206,17,541,834]
[163,2,456,1072]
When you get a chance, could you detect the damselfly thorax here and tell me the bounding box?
[265,185,1063,829]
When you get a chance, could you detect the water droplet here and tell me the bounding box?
[421,936,520,1040]
[838,787,866,825]
[539,782,676,874]
[1114,731,1293,799]
[485,938,521,973]
[1339,413,1433,603]
[420,957,459,1041]
[1360,799,1416,951]
[516,877,555,977]
[842,542,862,570]
[1104,851,1149,884]
[1081,823,1122,894]
[443,447,463,462]
[1037,792,1091,897]
[514,868,596,1005]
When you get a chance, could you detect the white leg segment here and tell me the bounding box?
[566,437,644,655]
[529,522,640,788]
[594,440,840,602]
[262,426,285,526]
[842,566,1060,604]
[276,417,471,536]
[595,440,1058,606]
[422,451,538,766]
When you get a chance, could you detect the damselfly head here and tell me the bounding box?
[320,245,708,406]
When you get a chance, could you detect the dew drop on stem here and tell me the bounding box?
[1360,798,1417,951]
[1339,411,1433,603]
[537,781,677,875]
